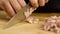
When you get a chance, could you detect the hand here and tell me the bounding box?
[29,0,49,8]
[0,0,26,17]
[0,0,48,18]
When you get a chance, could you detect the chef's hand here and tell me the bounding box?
[0,0,48,17]
[29,0,48,8]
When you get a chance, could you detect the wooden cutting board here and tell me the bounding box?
[0,11,60,34]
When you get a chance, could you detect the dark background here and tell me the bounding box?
[25,0,60,13]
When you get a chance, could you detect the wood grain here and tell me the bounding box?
[0,11,60,34]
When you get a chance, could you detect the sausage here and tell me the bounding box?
[25,17,39,24]
[41,16,60,33]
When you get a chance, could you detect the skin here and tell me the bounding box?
[0,0,49,17]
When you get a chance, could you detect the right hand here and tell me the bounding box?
[0,0,49,18]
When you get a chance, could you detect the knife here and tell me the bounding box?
[2,4,31,29]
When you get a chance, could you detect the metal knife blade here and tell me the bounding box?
[2,4,31,29]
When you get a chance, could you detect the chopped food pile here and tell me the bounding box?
[41,16,60,33]
[24,7,36,18]
[24,7,39,24]
[25,17,39,24]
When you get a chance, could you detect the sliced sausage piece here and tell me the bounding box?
[25,17,39,24]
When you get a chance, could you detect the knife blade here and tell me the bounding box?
[2,4,31,29]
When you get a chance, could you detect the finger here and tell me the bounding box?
[45,0,49,3]
[2,0,15,17]
[0,1,4,9]
[9,0,21,12]
[17,0,26,7]
[29,0,39,8]
[0,1,2,8]
[39,0,45,6]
